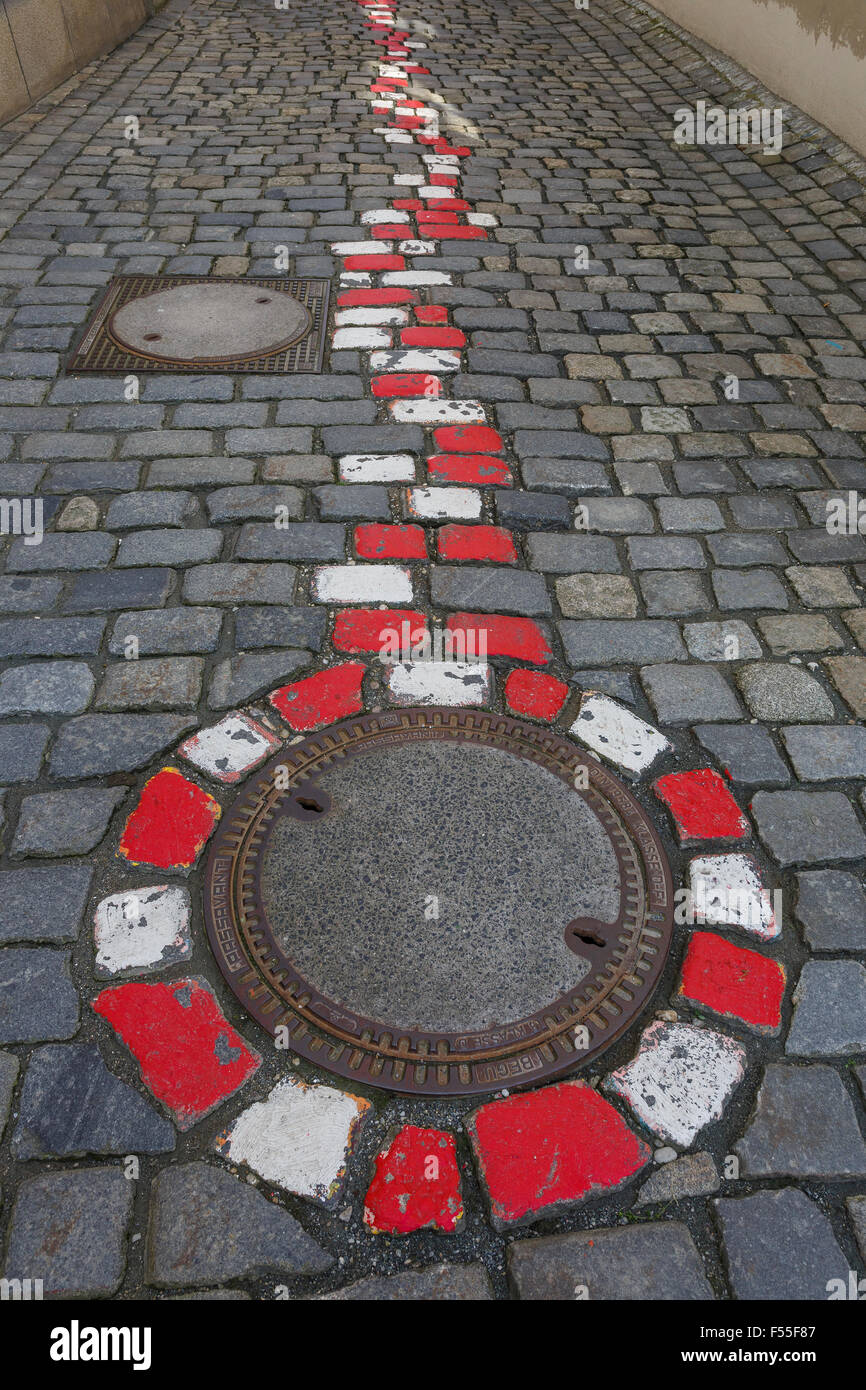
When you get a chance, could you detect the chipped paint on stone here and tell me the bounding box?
[389,399,485,425]
[330,240,393,255]
[606,1020,747,1147]
[688,853,779,940]
[571,693,671,776]
[678,932,786,1033]
[654,768,749,844]
[334,307,408,326]
[214,1077,370,1207]
[505,669,569,721]
[94,885,192,977]
[339,452,415,483]
[332,326,391,350]
[380,271,453,287]
[269,662,366,731]
[118,767,221,871]
[177,711,282,784]
[386,660,491,706]
[93,977,260,1129]
[406,486,482,520]
[369,347,461,372]
[467,1081,651,1228]
[361,208,410,223]
[364,1126,463,1234]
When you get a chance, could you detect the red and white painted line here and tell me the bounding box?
[78,0,792,1235]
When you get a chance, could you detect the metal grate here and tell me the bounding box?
[66,275,330,374]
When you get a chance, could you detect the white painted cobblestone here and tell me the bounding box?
[215,1077,370,1206]
[312,565,413,604]
[407,487,482,520]
[688,853,779,940]
[386,660,491,706]
[339,452,415,483]
[389,399,485,425]
[177,711,281,783]
[571,693,671,775]
[606,1020,747,1147]
[94,886,192,977]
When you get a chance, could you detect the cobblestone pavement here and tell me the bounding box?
[0,0,865,1302]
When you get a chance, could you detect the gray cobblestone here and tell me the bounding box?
[737,664,836,721]
[4,1168,132,1295]
[560,620,686,667]
[641,664,742,724]
[752,790,866,865]
[237,522,345,562]
[106,491,200,529]
[0,617,105,656]
[0,661,94,715]
[431,567,551,617]
[795,871,866,952]
[117,529,222,568]
[208,650,310,709]
[0,865,92,943]
[694,725,790,787]
[109,609,222,656]
[50,717,196,780]
[206,486,304,523]
[183,563,296,605]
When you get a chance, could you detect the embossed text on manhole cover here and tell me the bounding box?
[204,708,675,1096]
[67,275,330,373]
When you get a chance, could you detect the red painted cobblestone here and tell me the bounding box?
[118,767,220,870]
[371,372,441,398]
[354,522,427,559]
[363,1126,463,1234]
[427,453,512,486]
[423,224,487,239]
[678,931,785,1032]
[447,613,552,663]
[332,608,428,653]
[337,287,416,307]
[467,1081,651,1227]
[400,326,466,348]
[505,669,570,721]
[269,662,366,731]
[434,424,503,453]
[93,978,259,1129]
[343,253,404,271]
[654,768,750,844]
[437,524,517,563]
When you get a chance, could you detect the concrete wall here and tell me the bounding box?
[0,0,155,125]
[646,0,866,157]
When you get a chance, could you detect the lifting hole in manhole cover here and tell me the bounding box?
[203,708,675,1096]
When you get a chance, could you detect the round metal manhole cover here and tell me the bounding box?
[204,708,675,1096]
[108,281,311,364]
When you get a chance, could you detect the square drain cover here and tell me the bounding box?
[67,275,330,374]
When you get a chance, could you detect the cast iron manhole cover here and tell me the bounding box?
[67,275,330,373]
[204,708,675,1096]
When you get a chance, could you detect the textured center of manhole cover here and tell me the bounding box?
[204,708,674,1096]
[108,281,311,363]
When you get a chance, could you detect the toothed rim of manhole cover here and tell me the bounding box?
[204,707,675,1096]
[66,275,330,374]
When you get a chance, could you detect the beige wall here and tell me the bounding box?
[0,0,155,125]
[646,0,866,157]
